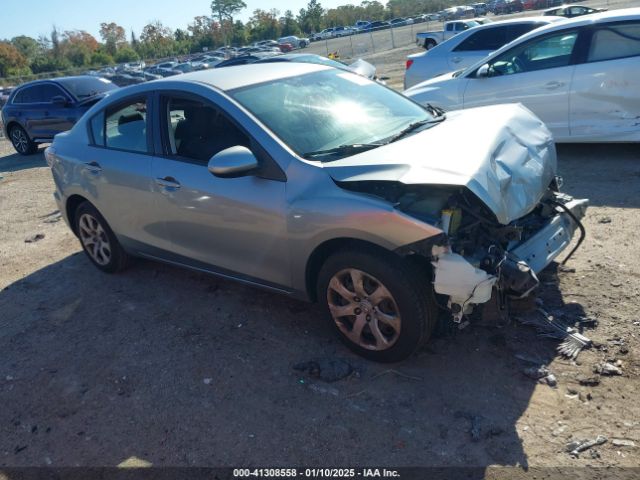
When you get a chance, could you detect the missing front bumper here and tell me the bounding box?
[432,197,589,320]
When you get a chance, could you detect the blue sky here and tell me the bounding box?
[1,0,353,41]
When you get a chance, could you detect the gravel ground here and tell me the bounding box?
[1,135,639,470]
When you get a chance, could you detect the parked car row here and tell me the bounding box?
[0,50,385,155]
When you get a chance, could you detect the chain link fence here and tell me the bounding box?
[305,21,442,61]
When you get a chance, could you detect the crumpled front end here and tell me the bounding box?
[429,187,588,322]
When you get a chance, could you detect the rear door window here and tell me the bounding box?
[454,26,508,51]
[587,21,640,62]
[104,97,149,153]
[14,86,41,104]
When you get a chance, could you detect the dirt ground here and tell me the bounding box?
[1,52,640,472]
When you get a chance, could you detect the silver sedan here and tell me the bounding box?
[46,63,587,362]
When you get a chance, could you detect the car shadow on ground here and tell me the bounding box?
[0,247,584,470]
[557,143,640,209]
[0,148,46,173]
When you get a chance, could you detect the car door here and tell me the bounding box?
[85,95,169,251]
[35,83,75,138]
[18,85,46,138]
[462,28,581,139]
[150,92,290,289]
[569,20,640,140]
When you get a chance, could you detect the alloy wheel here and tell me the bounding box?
[11,128,28,154]
[78,213,112,266]
[326,268,401,351]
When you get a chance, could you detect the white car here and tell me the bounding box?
[405,8,640,142]
[405,17,561,89]
[278,36,310,48]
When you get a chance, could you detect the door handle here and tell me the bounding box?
[544,81,564,90]
[452,57,462,63]
[84,161,102,173]
[155,177,181,189]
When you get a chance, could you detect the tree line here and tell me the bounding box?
[0,0,458,79]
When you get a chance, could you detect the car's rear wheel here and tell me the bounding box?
[424,39,437,50]
[74,202,130,273]
[9,125,38,155]
[317,249,436,362]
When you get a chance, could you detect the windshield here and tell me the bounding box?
[57,77,117,99]
[229,69,437,161]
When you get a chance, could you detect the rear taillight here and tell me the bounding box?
[406,59,414,70]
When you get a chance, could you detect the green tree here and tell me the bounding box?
[139,21,175,58]
[231,20,248,46]
[99,22,126,55]
[211,0,247,46]
[298,0,324,33]
[0,42,30,77]
[90,50,114,66]
[11,36,39,62]
[114,47,140,63]
[279,10,301,36]
[248,9,281,42]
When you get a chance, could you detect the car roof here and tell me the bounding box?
[538,7,636,38]
[468,15,562,28]
[155,62,328,91]
[544,4,587,11]
[13,75,95,90]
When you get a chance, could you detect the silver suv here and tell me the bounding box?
[46,63,587,362]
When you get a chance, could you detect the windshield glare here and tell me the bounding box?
[57,77,117,99]
[229,69,434,160]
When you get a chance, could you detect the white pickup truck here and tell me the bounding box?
[416,20,480,49]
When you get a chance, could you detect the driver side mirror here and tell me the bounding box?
[52,95,69,107]
[208,146,258,178]
[476,64,490,78]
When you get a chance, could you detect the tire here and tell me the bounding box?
[9,125,38,155]
[317,248,437,363]
[424,39,437,50]
[74,202,130,273]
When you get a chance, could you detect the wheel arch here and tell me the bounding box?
[65,194,91,236]
[304,237,434,302]
[5,120,26,138]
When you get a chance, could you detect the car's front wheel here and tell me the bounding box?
[74,202,130,273]
[9,125,38,155]
[317,249,436,362]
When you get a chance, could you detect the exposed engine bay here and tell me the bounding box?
[338,178,588,323]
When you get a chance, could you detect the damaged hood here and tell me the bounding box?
[324,103,557,225]
[348,59,376,80]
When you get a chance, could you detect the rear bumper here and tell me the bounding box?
[511,197,588,273]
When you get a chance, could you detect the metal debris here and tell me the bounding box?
[566,435,607,457]
[24,233,45,243]
[611,439,635,448]
[577,376,600,386]
[594,362,623,376]
[516,308,592,359]
[523,365,549,380]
